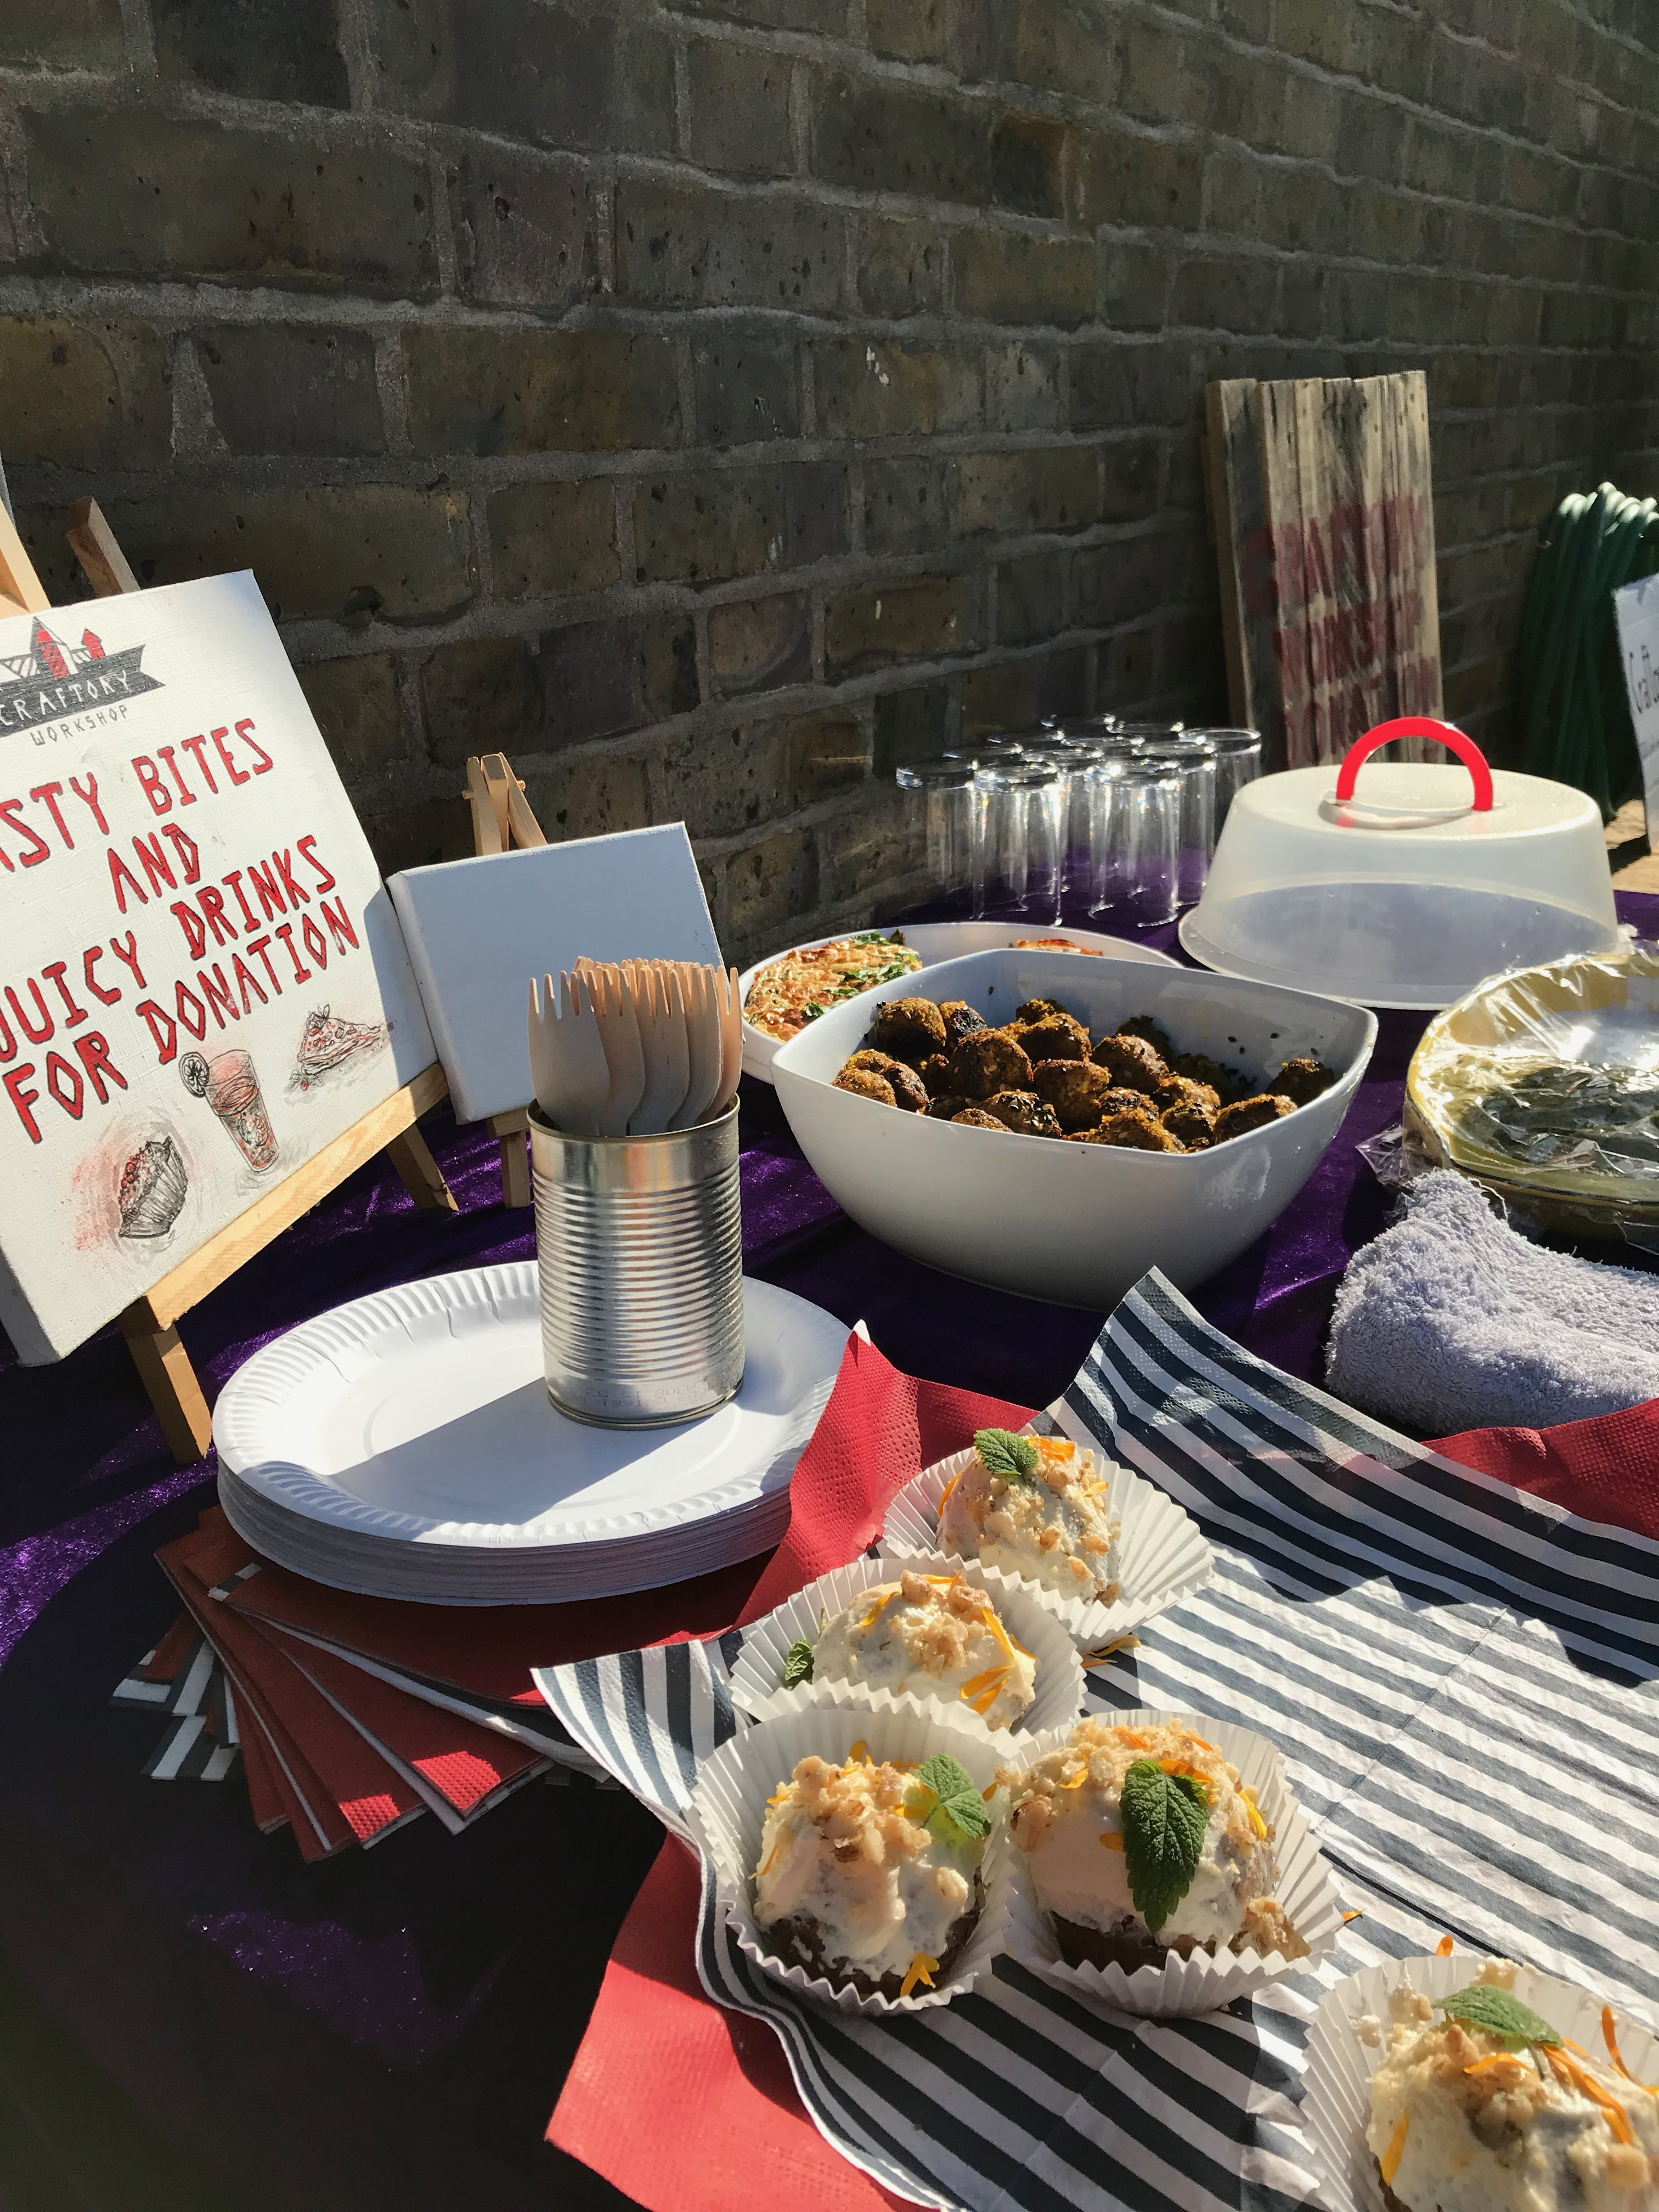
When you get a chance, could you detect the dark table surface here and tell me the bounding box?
[2,899,1647,2212]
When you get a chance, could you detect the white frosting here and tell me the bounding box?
[752,1754,983,1985]
[938,1435,1121,1601]
[811,1570,1038,1730]
[1365,1970,1659,2212]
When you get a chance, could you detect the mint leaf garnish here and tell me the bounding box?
[781,1637,814,1688]
[1435,1985,1561,2049]
[908,1752,991,1844]
[1119,1759,1209,1934]
[974,1428,1041,1484]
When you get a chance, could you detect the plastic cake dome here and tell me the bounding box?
[1179,718,1622,1010]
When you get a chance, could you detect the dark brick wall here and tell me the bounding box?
[2,0,1655,962]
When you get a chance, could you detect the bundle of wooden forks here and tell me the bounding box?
[527,958,743,1137]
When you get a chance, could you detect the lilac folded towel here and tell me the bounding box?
[1324,1170,1659,1433]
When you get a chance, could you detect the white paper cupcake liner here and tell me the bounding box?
[881,1437,1214,1651]
[1305,1953,1659,2212]
[685,1688,1041,2018]
[728,1551,1085,1740]
[1006,1707,1342,2018]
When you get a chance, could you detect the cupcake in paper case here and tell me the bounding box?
[752,1746,990,2001]
[939,1428,1121,1604]
[1364,1962,1659,2212]
[1002,1716,1308,1975]
[806,1567,1039,1730]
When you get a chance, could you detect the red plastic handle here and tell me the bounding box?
[1333,718,1493,810]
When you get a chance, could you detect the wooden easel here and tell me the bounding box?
[0,499,460,1465]
[464,750,547,1209]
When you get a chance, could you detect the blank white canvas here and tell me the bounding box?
[388,824,721,1124]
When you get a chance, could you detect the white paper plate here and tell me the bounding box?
[740,921,1181,1082]
[1304,1953,1659,2212]
[729,1551,1085,1739]
[686,1690,1038,2016]
[881,1436,1214,1649]
[1012,1707,1343,2017]
[213,1265,847,1604]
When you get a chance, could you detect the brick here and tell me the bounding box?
[955,0,1114,106]
[672,0,846,29]
[782,461,849,566]
[488,481,620,601]
[1100,241,1170,330]
[1100,439,1161,523]
[24,111,438,295]
[952,229,1096,328]
[963,647,1085,729]
[420,637,542,765]
[153,0,348,104]
[996,550,1066,645]
[1072,128,1202,231]
[692,331,800,447]
[812,74,992,205]
[856,217,946,318]
[634,469,786,586]
[1094,624,1156,702]
[873,683,950,772]
[1277,262,1326,340]
[1069,346,1131,432]
[709,593,812,697]
[1274,0,1361,71]
[652,723,794,839]
[539,613,698,742]
[991,112,1070,220]
[1360,4,1431,103]
[788,710,868,799]
[0,316,170,471]
[1171,253,1276,331]
[815,338,980,438]
[615,178,842,313]
[526,752,654,843]
[952,448,1098,536]
[862,456,948,554]
[868,0,947,61]
[687,38,795,178]
[371,0,673,157]
[297,655,407,781]
[1074,534,1170,629]
[450,152,600,311]
[98,484,475,624]
[985,340,1060,431]
[0,0,122,68]
[1255,168,1348,259]
[828,791,910,899]
[1114,18,1207,129]
[725,829,819,945]
[825,574,978,678]
[197,326,383,458]
[405,327,680,455]
[1333,92,1409,184]
[365,799,475,876]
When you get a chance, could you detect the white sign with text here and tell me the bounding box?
[0,572,433,1363]
[1615,569,1659,839]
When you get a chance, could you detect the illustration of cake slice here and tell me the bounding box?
[290,1006,386,1090]
[117,1136,188,1239]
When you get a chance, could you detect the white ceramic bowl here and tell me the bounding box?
[740,921,1180,1082]
[770,948,1377,1309]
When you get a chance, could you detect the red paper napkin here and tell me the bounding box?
[1429,1398,1659,1539]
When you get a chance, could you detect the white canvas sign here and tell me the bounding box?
[0,571,433,1363]
[1615,570,1659,839]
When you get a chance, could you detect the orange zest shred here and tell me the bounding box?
[1059,1764,1089,1790]
[936,1471,963,1516]
[1342,1910,1365,1924]
[900,1953,939,1997]
[1240,1788,1268,1840]
[980,1781,998,1802]
[859,1591,895,1631]
[1099,1831,1125,1851]
[1464,2053,1528,2079]
[1116,1728,1152,1750]
[1544,2045,1636,2145]
[1436,1935,1455,1956]
[759,1835,783,1876]
[1601,2006,1659,2093]
[848,1740,871,1767]
[1380,2113,1409,2186]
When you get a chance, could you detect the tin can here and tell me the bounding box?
[529,1098,744,1426]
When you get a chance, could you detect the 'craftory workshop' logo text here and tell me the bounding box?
[0,617,162,737]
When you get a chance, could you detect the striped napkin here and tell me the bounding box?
[541,1269,1659,2212]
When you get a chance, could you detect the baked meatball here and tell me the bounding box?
[1171,1051,1246,1103]
[1014,1013,1092,1064]
[926,1093,968,1120]
[867,996,948,1064]
[1271,1055,1335,1107]
[834,1065,896,1106]
[916,1053,955,1097]
[948,1028,1033,1100]
[951,1106,1005,1130]
[983,1088,1063,1138]
[1215,1093,1295,1140]
[1082,1107,1184,1152]
[1091,1032,1167,1095]
[1032,1059,1121,1132]
[844,1048,928,1112]
[939,1000,987,1048]
[1154,1071,1221,1115]
[1013,997,1069,1025]
[1116,1013,1175,1061]
[1161,1099,1216,1149]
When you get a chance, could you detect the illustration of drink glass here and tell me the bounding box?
[180,1048,278,1172]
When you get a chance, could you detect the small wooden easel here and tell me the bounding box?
[0,498,460,1465]
[464,751,547,1209]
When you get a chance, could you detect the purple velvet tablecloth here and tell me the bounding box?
[2,896,1651,2211]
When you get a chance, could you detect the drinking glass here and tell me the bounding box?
[1133,736,1217,906]
[1188,728,1262,834]
[974,760,1065,923]
[895,757,979,918]
[1017,738,1106,912]
[945,731,1027,769]
[1102,766,1182,926]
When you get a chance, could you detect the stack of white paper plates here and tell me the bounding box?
[213,1264,847,1605]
